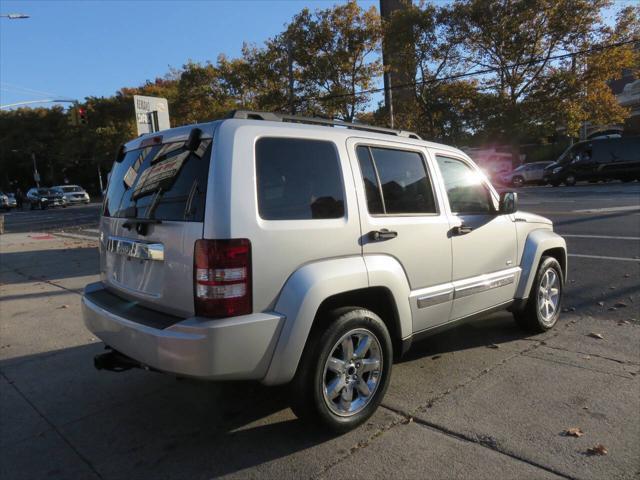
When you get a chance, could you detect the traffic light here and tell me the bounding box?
[78,107,88,125]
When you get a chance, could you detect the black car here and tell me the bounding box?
[544,137,640,186]
[26,187,66,210]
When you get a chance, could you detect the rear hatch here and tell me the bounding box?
[100,127,214,317]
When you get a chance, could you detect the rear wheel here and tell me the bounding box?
[514,256,563,333]
[290,307,392,432]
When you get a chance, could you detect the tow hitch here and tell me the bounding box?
[94,348,152,372]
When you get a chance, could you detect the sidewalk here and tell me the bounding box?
[1,233,638,479]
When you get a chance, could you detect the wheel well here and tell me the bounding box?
[311,287,403,355]
[541,247,567,281]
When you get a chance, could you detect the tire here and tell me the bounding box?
[550,180,561,187]
[514,256,563,333]
[511,176,525,188]
[564,174,576,186]
[290,307,393,432]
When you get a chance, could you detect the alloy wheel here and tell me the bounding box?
[322,328,383,417]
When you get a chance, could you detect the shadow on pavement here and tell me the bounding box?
[0,247,98,285]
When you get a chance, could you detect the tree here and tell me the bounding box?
[383,1,481,142]
[283,1,383,121]
[446,0,629,143]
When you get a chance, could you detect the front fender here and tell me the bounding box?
[516,229,567,300]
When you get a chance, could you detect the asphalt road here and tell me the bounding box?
[2,203,102,234]
[1,181,638,480]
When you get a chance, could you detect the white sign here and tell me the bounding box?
[134,95,170,135]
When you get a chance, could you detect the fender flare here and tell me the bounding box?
[515,229,567,300]
[262,255,412,385]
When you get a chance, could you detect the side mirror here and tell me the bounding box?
[499,191,518,214]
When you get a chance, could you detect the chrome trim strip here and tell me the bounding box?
[453,268,519,299]
[417,288,454,309]
[107,236,164,261]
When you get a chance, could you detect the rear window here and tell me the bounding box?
[256,137,345,220]
[103,136,212,222]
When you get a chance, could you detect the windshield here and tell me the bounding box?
[61,186,83,192]
[103,136,212,222]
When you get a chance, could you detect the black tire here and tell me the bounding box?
[550,180,561,187]
[564,174,576,186]
[514,256,563,333]
[290,307,393,432]
[511,176,525,188]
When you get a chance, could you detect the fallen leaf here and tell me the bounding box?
[582,406,589,410]
[613,302,627,308]
[59,304,69,309]
[597,301,604,307]
[586,444,608,456]
[588,333,604,339]
[563,427,584,437]
[617,320,630,326]
[609,286,616,290]
[487,344,500,349]
[624,273,630,278]
[608,307,617,311]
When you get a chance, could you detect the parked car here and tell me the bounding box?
[26,187,66,209]
[502,161,553,187]
[52,185,91,205]
[0,191,14,211]
[83,111,567,432]
[543,137,640,186]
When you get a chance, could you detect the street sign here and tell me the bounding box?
[133,95,170,136]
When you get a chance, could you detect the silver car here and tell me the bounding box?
[83,111,567,432]
[52,185,91,204]
[502,161,553,187]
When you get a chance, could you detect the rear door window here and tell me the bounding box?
[103,136,212,222]
[256,137,345,220]
[356,146,437,215]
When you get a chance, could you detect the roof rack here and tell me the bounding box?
[227,110,422,140]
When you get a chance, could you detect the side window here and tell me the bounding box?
[256,137,345,220]
[436,155,496,214]
[356,146,437,215]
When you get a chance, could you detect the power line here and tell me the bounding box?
[317,38,640,102]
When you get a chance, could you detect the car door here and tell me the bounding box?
[347,138,453,333]
[433,153,519,320]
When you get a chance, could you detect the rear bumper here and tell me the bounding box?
[82,282,285,381]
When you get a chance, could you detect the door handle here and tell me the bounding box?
[452,225,473,236]
[368,229,398,241]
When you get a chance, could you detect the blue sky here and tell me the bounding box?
[0,0,635,109]
[0,0,379,107]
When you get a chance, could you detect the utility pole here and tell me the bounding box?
[287,37,295,115]
[31,153,40,187]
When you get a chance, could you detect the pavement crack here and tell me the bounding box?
[6,266,83,296]
[311,409,407,479]
[0,371,104,479]
[538,344,639,366]
[523,352,637,379]
[380,404,577,480]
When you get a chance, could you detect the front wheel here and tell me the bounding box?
[511,176,525,188]
[290,308,392,432]
[564,174,577,186]
[514,256,563,333]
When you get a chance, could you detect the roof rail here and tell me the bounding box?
[227,110,422,140]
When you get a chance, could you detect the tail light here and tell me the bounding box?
[194,239,252,318]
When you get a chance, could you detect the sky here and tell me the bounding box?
[0,0,636,110]
[0,0,378,108]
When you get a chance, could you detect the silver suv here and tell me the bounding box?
[83,111,567,431]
